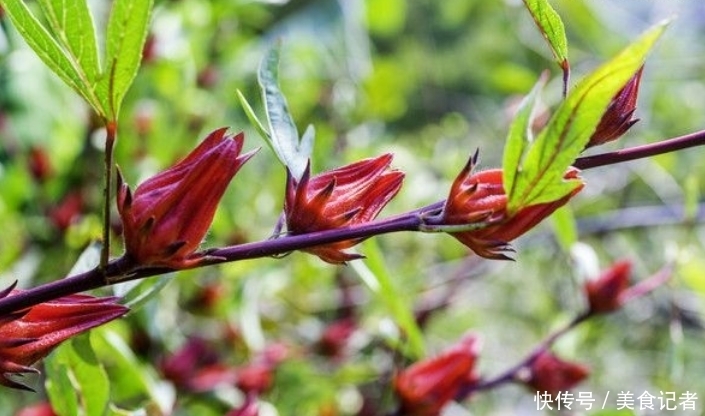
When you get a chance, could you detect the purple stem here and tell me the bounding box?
[574,129,705,170]
[0,213,423,315]
[3,129,705,315]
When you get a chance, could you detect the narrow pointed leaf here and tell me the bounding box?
[236,89,272,145]
[508,21,668,212]
[45,334,110,416]
[37,0,101,88]
[45,358,79,416]
[503,71,547,207]
[0,0,102,113]
[300,124,316,159]
[258,44,313,180]
[96,0,153,121]
[522,0,569,78]
[93,329,175,415]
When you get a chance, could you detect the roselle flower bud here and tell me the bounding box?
[584,260,671,315]
[584,259,631,314]
[394,334,480,416]
[285,154,404,264]
[520,351,589,397]
[586,66,644,148]
[0,285,128,391]
[117,128,255,268]
[442,156,583,259]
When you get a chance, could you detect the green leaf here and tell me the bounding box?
[96,0,153,121]
[299,124,316,165]
[502,71,547,203]
[45,356,79,416]
[0,0,103,114]
[236,89,272,144]
[522,0,569,74]
[36,0,101,86]
[258,44,314,180]
[92,329,175,414]
[45,333,110,416]
[351,240,425,359]
[508,21,668,212]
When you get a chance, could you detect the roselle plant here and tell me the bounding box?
[0,0,703,415]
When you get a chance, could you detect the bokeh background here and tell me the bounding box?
[1,0,705,414]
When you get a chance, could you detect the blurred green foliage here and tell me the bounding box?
[1,0,705,415]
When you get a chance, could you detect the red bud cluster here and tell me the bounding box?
[0,284,127,391]
[521,351,589,398]
[395,334,480,416]
[117,128,255,268]
[587,67,644,148]
[285,154,404,263]
[584,259,671,315]
[442,155,583,259]
[584,260,632,314]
